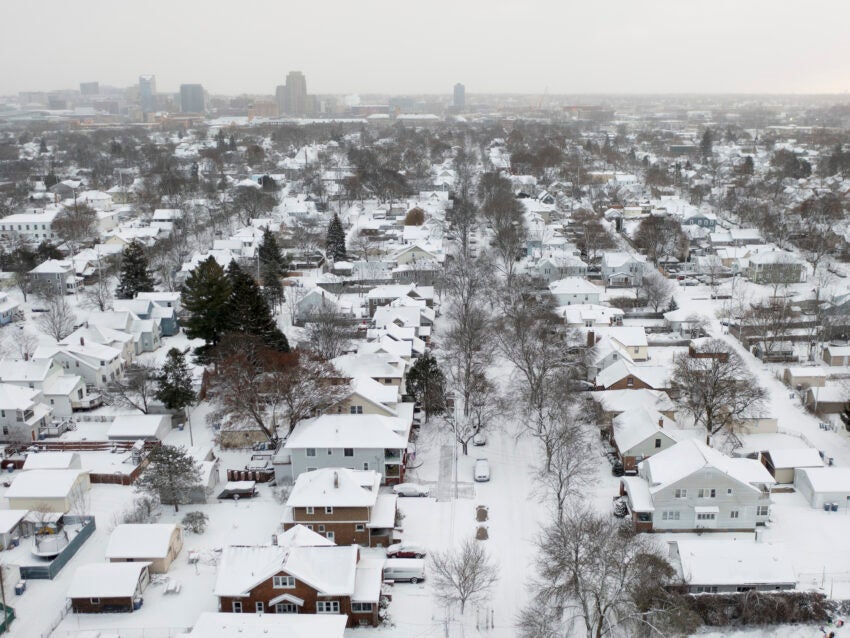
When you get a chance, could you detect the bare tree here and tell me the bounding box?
[430,539,499,615]
[3,327,38,361]
[671,340,766,445]
[639,269,675,313]
[35,287,77,342]
[533,413,595,519]
[519,507,696,638]
[305,305,353,360]
[53,203,98,258]
[82,260,114,312]
[103,363,158,414]
[273,351,350,434]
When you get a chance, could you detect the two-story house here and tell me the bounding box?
[275,414,411,485]
[214,542,383,627]
[29,259,83,295]
[533,254,589,284]
[611,408,679,472]
[331,353,406,393]
[0,383,52,442]
[620,439,775,532]
[283,468,397,547]
[601,252,647,287]
[0,358,99,417]
[35,342,125,389]
[747,251,806,285]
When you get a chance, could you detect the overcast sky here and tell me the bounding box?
[2,0,849,96]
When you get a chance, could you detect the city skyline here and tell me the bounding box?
[2,0,850,96]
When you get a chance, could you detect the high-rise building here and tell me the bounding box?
[275,84,288,116]
[179,84,205,114]
[139,75,156,113]
[283,71,308,116]
[79,82,99,96]
[453,83,466,109]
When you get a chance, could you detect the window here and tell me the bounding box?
[317,601,340,614]
[273,575,295,589]
[696,512,716,521]
[327,448,333,455]
[306,448,316,457]
[661,511,680,521]
[352,602,373,612]
[325,506,333,514]
[232,601,242,613]
[305,506,314,515]
[350,405,363,414]
[355,524,365,532]
[363,462,369,471]
[736,586,754,593]
[727,488,733,495]
[730,510,739,519]
[318,525,325,532]
[344,448,354,457]
[757,505,769,516]
[626,377,634,387]
[306,467,317,473]
[90,597,100,604]
[306,525,313,530]
[2,428,7,436]
[654,438,662,448]
[276,603,297,613]
[256,602,264,613]
[697,488,716,499]
[326,531,335,541]
[674,489,687,499]
[694,586,718,594]
[633,347,639,354]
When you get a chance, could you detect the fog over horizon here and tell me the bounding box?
[2,0,850,96]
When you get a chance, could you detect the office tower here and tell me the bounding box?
[79,82,99,95]
[139,75,156,113]
[453,83,466,109]
[284,71,307,116]
[275,84,288,116]
[179,84,205,114]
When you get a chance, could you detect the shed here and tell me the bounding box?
[22,451,82,471]
[783,367,826,389]
[106,523,183,573]
[794,467,850,508]
[761,448,823,484]
[68,562,150,613]
[0,509,27,548]
[107,414,172,441]
[5,469,90,513]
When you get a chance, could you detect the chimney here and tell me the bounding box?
[80,336,85,346]
[271,533,278,546]
[333,471,339,489]
[586,330,596,348]
[658,417,664,428]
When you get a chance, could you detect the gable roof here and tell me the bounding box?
[106,523,178,559]
[613,409,677,453]
[285,414,408,450]
[286,468,380,508]
[596,360,669,389]
[67,562,149,599]
[179,613,347,638]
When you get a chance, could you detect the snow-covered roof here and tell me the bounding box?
[331,353,405,379]
[0,510,28,534]
[613,409,676,453]
[796,467,850,493]
[621,476,654,512]
[353,557,384,603]
[285,415,408,450]
[592,389,675,415]
[0,383,40,410]
[105,523,179,559]
[278,524,336,548]
[548,277,601,296]
[6,469,87,499]
[107,414,169,439]
[178,612,347,638]
[596,360,669,390]
[286,468,381,508]
[67,562,150,598]
[674,540,796,587]
[22,451,79,470]
[766,448,823,470]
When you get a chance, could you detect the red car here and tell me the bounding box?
[386,542,427,559]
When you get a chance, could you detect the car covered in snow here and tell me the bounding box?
[474,458,491,482]
[392,482,430,497]
[386,542,427,559]
[473,431,486,446]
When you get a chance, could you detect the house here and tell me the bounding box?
[591,389,676,426]
[0,293,19,325]
[366,284,434,316]
[670,540,796,593]
[276,414,410,485]
[107,414,172,442]
[177,612,348,638]
[783,367,827,390]
[393,244,442,266]
[331,353,406,391]
[681,212,718,231]
[747,251,806,284]
[35,342,125,389]
[794,467,850,508]
[533,254,588,283]
[821,344,850,366]
[594,360,669,391]
[283,468,397,547]
[611,409,678,472]
[214,544,382,627]
[106,523,183,573]
[29,259,83,294]
[620,440,774,532]
[0,510,27,549]
[664,310,706,337]
[0,383,52,442]
[68,562,150,613]
[22,451,82,470]
[601,252,647,287]
[761,448,823,484]
[548,278,601,306]
[688,338,730,361]
[114,298,178,337]
[595,327,649,362]
[60,326,136,366]
[5,469,91,512]
[327,377,402,418]
[295,289,353,326]
[0,358,100,417]
[560,304,624,329]
[0,208,60,243]
[89,310,162,353]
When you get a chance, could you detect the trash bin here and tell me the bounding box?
[6,466,12,474]
[824,502,831,512]
[133,597,143,610]
[14,581,26,595]
[832,502,839,512]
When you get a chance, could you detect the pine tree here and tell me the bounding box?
[135,445,202,512]
[406,352,446,422]
[155,348,196,411]
[841,402,850,432]
[39,138,48,154]
[116,240,155,299]
[225,261,289,351]
[325,213,347,261]
[181,256,232,349]
[259,227,287,280]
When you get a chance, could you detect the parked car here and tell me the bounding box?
[384,558,426,583]
[474,458,491,482]
[386,542,427,559]
[679,278,699,286]
[393,483,430,497]
[473,431,486,446]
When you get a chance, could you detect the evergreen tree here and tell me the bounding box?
[39,138,48,154]
[155,348,196,411]
[135,445,202,512]
[841,402,850,432]
[116,240,155,299]
[700,128,714,160]
[325,213,347,261]
[259,228,287,311]
[181,256,232,349]
[225,261,289,351]
[406,352,446,422]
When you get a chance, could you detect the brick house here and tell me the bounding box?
[283,468,397,547]
[594,360,670,391]
[214,544,383,627]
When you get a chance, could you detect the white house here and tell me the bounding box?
[35,342,125,389]
[601,252,647,287]
[548,278,601,306]
[0,383,52,443]
[0,359,96,417]
[794,467,850,509]
[0,208,61,243]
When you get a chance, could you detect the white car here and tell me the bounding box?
[392,483,430,498]
[474,458,491,482]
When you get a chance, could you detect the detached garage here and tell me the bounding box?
[794,467,850,508]
[5,469,91,513]
[68,562,150,613]
[107,414,172,442]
